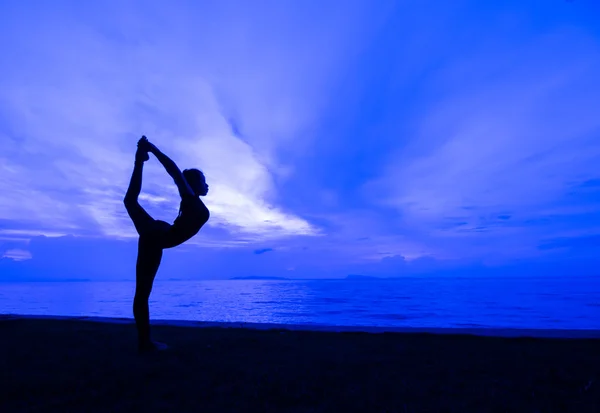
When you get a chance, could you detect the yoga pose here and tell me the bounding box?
[124,136,210,352]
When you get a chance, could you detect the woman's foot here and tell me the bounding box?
[138,340,169,353]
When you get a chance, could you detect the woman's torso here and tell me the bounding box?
[163,196,209,248]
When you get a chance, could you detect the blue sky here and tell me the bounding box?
[1,0,599,280]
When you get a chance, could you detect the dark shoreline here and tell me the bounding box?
[2,316,599,412]
[3,314,600,338]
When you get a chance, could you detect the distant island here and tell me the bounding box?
[345,274,380,280]
[229,276,290,280]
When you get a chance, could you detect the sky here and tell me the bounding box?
[1,0,599,281]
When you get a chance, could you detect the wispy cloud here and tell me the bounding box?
[2,0,600,278]
[367,27,600,260]
[254,248,274,255]
[0,1,376,243]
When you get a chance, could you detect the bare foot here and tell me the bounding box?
[139,341,169,354]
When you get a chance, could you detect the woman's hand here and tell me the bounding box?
[138,136,158,154]
[135,146,149,163]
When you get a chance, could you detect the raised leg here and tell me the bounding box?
[124,159,155,236]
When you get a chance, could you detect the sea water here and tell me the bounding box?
[1,277,599,329]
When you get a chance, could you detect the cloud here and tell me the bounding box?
[538,234,600,254]
[2,249,32,261]
[0,0,378,243]
[2,0,600,279]
[254,248,274,255]
[3,227,599,282]
[366,26,600,259]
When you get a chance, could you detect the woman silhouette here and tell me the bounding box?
[124,136,210,352]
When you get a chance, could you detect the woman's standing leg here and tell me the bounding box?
[133,236,163,351]
[124,146,166,351]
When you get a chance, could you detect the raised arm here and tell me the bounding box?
[140,136,194,198]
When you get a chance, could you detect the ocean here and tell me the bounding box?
[1,277,599,329]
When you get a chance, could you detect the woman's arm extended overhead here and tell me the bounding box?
[140,136,194,198]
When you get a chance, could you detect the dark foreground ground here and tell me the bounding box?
[1,318,599,413]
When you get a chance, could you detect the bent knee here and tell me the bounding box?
[134,289,152,303]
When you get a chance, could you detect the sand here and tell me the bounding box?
[1,315,599,412]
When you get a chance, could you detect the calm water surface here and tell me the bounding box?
[1,278,599,329]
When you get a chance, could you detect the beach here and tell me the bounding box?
[1,316,599,412]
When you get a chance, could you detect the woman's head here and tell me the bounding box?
[183,168,209,196]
